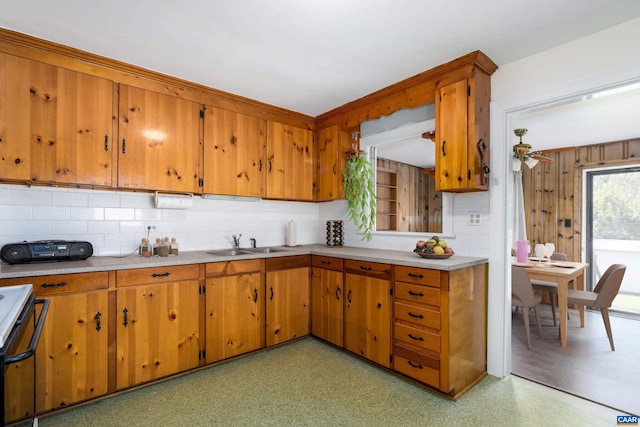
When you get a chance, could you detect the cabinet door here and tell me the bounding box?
[203,107,266,197]
[310,267,343,346]
[266,267,310,346]
[435,79,469,192]
[116,280,200,389]
[0,52,115,185]
[266,121,314,201]
[35,291,109,412]
[205,272,264,362]
[344,273,391,367]
[118,85,201,192]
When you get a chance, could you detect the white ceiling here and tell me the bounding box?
[2,1,640,167]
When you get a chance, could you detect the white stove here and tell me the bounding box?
[0,284,33,348]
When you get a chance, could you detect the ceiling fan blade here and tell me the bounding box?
[531,154,554,163]
[540,146,578,153]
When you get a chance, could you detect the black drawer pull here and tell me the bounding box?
[122,308,128,327]
[408,312,424,319]
[41,281,67,288]
[360,266,372,271]
[408,361,424,369]
[408,333,424,342]
[151,272,171,278]
[95,311,102,331]
[408,273,424,279]
[321,260,331,265]
[408,290,424,297]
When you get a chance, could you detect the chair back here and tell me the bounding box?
[593,264,626,308]
[550,252,568,261]
[512,265,537,307]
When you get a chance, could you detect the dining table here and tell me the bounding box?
[512,257,589,348]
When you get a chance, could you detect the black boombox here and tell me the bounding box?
[0,240,93,264]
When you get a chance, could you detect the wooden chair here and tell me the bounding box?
[567,264,626,351]
[530,252,568,325]
[512,265,543,350]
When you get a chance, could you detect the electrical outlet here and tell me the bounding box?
[468,212,482,226]
[145,225,157,231]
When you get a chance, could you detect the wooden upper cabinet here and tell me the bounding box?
[0,52,115,186]
[316,125,353,201]
[203,107,266,197]
[266,121,315,201]
[117,85,201,193]
[435,70,491,192]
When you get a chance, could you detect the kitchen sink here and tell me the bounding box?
[245,247,291,254]
[206,249,254,257]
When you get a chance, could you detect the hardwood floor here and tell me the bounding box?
[511,303,640,415]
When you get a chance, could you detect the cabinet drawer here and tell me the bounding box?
[394,302,440,331]
[116,264,200,287]
[393,344,440,388]
[395,266,442,288]
[311,256,343,272]
[1,272,108,296]
[344,260,390,279]
[394,282,440,308]
[394,322,440,353]
[265,255,310,271]
[206,259,262,277]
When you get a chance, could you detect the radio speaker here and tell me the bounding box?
[0,243,30,264]
[69,241,93,258]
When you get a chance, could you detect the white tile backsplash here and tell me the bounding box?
[0,184,491,256]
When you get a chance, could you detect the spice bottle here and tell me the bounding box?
[157,238,170,257]
[153,238,161,256]
[140,238,152,258]
[170,237,179,255]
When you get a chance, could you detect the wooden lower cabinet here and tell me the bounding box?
[205,260,265,362]
[310,256,343,346]
[265,256,310,346]
[344,260,392,368]
[116,266,200,389]
[0,272,110,414]
[392,264,487,398]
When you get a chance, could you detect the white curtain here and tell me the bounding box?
[512,170,528,251]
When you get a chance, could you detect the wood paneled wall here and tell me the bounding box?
[376,157,442,233]
[521,137,640,261]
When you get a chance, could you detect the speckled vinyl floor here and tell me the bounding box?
[36,338,623,426]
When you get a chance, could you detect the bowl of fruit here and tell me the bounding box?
[413,236,454,259]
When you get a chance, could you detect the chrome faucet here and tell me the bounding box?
[249,238,257,248]
[232,234,242,249]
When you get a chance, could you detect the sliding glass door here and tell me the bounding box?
[585,166,640,315]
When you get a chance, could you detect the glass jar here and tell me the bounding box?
[170,237,179,255]
[139,238,152,258]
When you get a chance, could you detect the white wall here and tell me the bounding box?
[0,184,323,255]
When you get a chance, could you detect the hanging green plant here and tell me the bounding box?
[343,150,376,241]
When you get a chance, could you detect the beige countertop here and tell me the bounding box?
[0,244,487,279]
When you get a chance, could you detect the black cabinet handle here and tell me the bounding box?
[95,311,102,331]
[104,134,109,152]
[408,290,424,297]
[408,312,424,319]
[408,272,424,279]
[270,287,274,301]
[41,281,67,289]
[268,160,272,172]
[122,138,126,155]
[258,159,263,171]
[442,140,446,157]
[408,361,424,369]
[347,289,352,304]
[335,286,341,300]
[408,333,424,342]
[151,272,171,278]
[122,308,128,327]
[253,288,258,303]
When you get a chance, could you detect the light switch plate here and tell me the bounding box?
[468,211,482,226]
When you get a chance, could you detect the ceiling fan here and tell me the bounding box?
[512,128,553,168]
